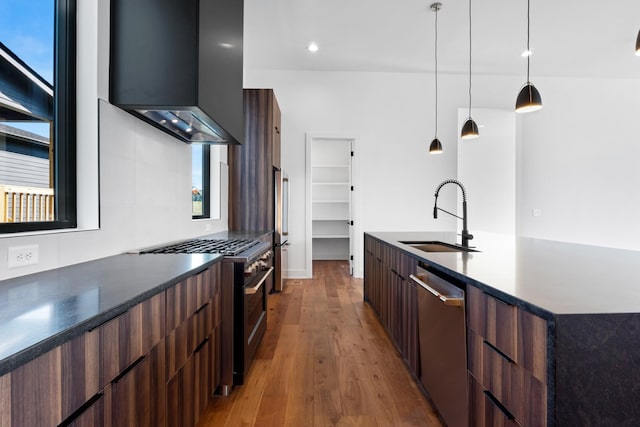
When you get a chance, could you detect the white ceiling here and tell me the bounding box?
[244,0,640,79]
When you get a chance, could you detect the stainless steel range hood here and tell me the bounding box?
[109,0,243,145]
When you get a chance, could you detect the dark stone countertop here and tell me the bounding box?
[367,231,640,317]
[0,252,223,376]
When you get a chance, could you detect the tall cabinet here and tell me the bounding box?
[229,89,282,292]
[311,139,352,262]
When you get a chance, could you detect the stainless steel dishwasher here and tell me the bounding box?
[410,265,468,427]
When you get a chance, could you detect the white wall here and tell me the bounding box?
[0,1,228,280]
[246,69,640,278]
[457,108,516,236]
[517,76,640,249]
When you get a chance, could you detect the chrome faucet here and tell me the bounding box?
[433,179,474,248]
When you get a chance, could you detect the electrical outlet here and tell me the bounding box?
[532,208,542,217]
[7,245,39,268]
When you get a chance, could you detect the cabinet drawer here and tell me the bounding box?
[516,309,547,383]
[468,330,547,427]
[99,292,166,387]
[167,277,198,331]
[5,347,62,426]
[467,286,517,362]
[469,374,520,427]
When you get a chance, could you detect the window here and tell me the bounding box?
[192,144,210,219]
[0,0,76,233]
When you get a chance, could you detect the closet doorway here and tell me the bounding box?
[306,135,355,276]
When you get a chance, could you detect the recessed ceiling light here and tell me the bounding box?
[186,127,193,133]
[171,118,179,124]
[308,42,319,52]
[521,50,532,57]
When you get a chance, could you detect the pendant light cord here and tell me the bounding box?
[526,0,531,83]
[468,0,472,118]
[434,5,438,137]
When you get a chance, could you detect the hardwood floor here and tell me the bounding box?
[197,260,442,427]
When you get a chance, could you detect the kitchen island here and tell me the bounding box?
[365,231,640,427]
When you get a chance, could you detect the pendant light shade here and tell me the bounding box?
[516,83,543,113]
[636,30,640,56]
[429,138,443,154]
[461,0,479,140]
[461,118,480,139]
[516,0,542,113]
[429,2,443,155]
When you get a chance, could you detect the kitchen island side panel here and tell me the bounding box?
[555,313,640,426]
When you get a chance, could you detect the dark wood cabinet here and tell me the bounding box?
[167,353,195,427]
[65,393,106,427]
[469,374,520,427]
[466,286,547,427]
[272,95,281,169]
[166,264,221,426]
[100,291,165,388]
[363,235,419,375]
[7,346,62,426]
[229,88,281,232]
[0,263,222,427]
[105,342,166,427]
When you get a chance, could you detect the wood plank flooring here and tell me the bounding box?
[197,260,442,427]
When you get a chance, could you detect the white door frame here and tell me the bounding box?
[305,132,359,278]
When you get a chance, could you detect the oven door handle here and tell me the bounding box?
[245,267,274,295]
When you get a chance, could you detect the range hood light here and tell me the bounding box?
[136,109,226,143]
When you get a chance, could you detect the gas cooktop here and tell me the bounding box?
[140,238,259,256]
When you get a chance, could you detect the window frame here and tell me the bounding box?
[0,0,77,233]
[192,144,210,220]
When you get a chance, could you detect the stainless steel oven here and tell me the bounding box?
[138,237,272,393]
[232,248,273,385]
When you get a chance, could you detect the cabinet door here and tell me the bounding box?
[166,276,197,378]
[60,329,100,420]
[272,92,281,169]
[167,354,195,427]
[0,373,10,426]
[467,286,517,362]
[193,335,213,423]
[106,342,166,427]
[230,88,275,231]
[469,374,520,427]
[7,347,62,426]
[100,292,166,387]
[63,393,105,427]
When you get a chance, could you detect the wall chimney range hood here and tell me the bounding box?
[109,0,243,145]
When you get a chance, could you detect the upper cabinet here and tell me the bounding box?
[229,89,281,231]
[272,98,281,169]
[109,0,244,145]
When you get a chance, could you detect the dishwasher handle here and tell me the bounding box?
[410,274,463,306]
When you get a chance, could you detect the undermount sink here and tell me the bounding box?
[400,241,478,253]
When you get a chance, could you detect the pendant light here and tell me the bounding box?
[429,2,443,154]
[461,0,479,140]
[515,0,542,113]
[635,30,640,56]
